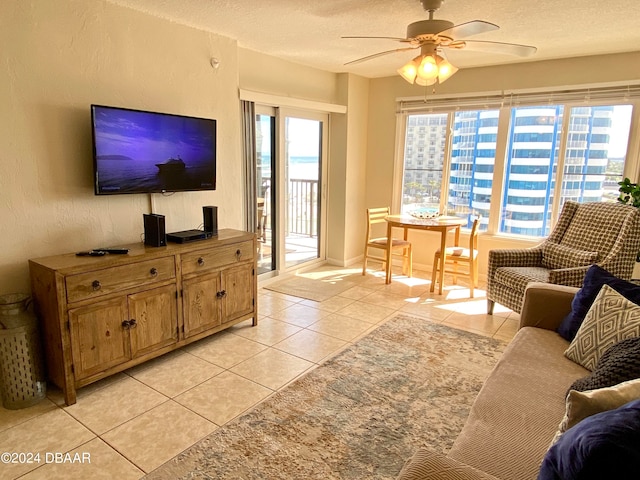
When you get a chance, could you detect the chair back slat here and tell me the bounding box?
[362,207,412,279]
[469,217,481,251]
[368,207,390,225]
[432,215,480,297]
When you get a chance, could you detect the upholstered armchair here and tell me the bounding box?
[487,201,640,314]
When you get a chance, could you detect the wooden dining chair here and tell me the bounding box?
[431,216,481,297]
[362,207,412,277]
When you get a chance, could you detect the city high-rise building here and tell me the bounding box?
[403,105,615,236]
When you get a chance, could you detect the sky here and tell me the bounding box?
[258,116,322,158]
[609,105,633,158]
[286,117,321,158]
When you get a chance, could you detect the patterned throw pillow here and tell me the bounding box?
[541,242,599,270]
[557,265,640,342]
[564,285,640,371]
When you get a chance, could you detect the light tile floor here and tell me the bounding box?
[0,265,519,479]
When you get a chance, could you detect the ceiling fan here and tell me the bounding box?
[343,0,537,86]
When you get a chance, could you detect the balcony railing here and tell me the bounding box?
[288,179,318,237]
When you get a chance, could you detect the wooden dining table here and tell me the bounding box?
[385,214,467,293]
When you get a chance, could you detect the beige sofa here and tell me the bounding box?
[398,283,589,480]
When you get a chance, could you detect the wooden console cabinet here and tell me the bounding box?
[29,229,257,405]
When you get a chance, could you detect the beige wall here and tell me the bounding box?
[327,73,370,266]
[366,52,640,274]
[1,0,242,293]
[342,74,370,264]
[327,76,349,264]
[239,48,340,104]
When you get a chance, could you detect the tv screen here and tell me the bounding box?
[92,105,216,194]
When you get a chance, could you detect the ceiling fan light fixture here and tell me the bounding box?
[415,75,438,87]
[399,53,458,85]
[345,0,536,86]
[397,56,421,83]
[417,54,439,80]
[436,57,458,83]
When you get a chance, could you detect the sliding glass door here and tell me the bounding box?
[252,106,327,276]
[283,115,325,268]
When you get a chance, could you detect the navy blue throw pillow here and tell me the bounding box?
[538,399,640,480]
[557,265,640,341]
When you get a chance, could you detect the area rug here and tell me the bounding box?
[264,275,356,302]
[146,315,506,480]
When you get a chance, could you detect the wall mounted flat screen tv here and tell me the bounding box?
[92,105,216,194]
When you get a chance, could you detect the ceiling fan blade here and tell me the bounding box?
[450,40,537,57]
[345,46,419,65]
[436,20,499,39]
[342,35,410,42]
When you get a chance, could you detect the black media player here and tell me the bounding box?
[166,229,212,243]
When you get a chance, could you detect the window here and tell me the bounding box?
[397,90,638,238]
[401,113,448,213]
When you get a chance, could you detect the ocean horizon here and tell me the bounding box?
[259,155,320,180]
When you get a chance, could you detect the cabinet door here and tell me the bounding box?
[221,263,255,323]
[128,284,179,358]
[183,271,221,338]
[69,297,130,380]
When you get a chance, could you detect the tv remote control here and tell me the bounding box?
[96,248,130,254]
[76,250,107,257]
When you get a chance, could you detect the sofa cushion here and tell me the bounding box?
[564,285,640,370]
[396,449,500,480]
[557,265,640,341]
[541,243,599,270]
[570,336,640,392]
[447,327,587,480]
[538,399,640,480]
[551,378,640,445]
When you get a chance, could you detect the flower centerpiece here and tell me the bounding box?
[409,208,440,219]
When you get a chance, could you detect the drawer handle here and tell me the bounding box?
[129,319,137,328]
[216,290,227,298]
[236,249,242,259]
[197,257,205,266]
[150,267,158,277]
[92,280,101,291]
[122,320,130,329]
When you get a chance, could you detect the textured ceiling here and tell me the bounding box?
[107,0,640,78]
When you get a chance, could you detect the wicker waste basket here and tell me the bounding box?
[0,293,46,409]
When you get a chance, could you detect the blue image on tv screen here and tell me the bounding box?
[92,105,217,194]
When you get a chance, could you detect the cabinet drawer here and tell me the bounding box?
[182,241,254,275]
[66,257,176,303]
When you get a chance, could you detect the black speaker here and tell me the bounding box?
[203,206,218,236]
[143,214,166,247]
